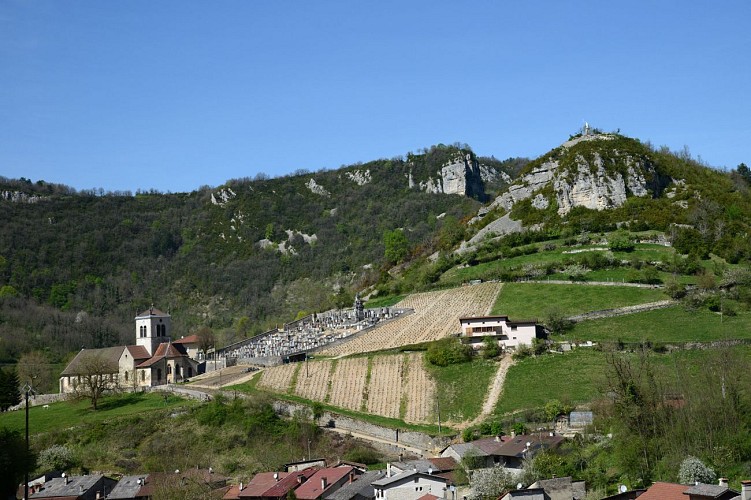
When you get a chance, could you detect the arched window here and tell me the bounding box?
[124,371,129,382]
[141,371,145,382]
[167,365,172,375]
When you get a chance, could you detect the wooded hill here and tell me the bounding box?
[0,145,522,365]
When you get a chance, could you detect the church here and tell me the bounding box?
[59,307,202,393]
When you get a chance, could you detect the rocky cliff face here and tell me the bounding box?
[409,152,501,200]
[490,134,672,215]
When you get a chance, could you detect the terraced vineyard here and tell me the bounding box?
[320,282,502,357]
[257,352,437,424]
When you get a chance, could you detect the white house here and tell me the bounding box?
[60,307,201,393]
[458,315,540,350]
[372,470,451,500]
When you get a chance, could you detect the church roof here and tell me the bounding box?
[135,306,170,319]
[173,334,200,345]
[60,347,123,376]
[136,342,190,368]
[125,345,151,360]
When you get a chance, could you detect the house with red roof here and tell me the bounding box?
[59,306,202,393]
[294,466,361,500]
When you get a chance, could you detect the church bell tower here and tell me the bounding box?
[135,305,171,356]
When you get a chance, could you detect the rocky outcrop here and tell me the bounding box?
[345,169,372,186]
[211,187,236,206]
[490,134,671,216]
[306,178,330,197]
[1,191,46,203]
[409,153,489,199]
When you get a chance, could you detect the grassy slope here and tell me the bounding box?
[492,283,666,319]
[495,349,607,414]
[0,392,195,435]
[564,306,751,343]
[426,358,497,423]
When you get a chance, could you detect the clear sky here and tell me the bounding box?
[1,1,749,193]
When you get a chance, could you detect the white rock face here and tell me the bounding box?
[492,160,557,210]
[480,165,512,184]
[306,178,330,197]
[257,229,318,255]
[345,169,372,186]
[211,188,236,206]
[408,153,486,198]
[489,136,662,216]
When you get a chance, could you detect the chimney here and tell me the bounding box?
[387,463,391,478]
[511,430,516,439]
[349,472,354,484]
[322,477,328,490]
[96,492,102,500]
[494,435,500,442]
[240,482,244,491]
[719,478,729,488]
[741,480,751,500]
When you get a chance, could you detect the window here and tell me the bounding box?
[188,367,193,377]
[157,369,162,381]
[125,371,129,382]
[141,371,145,382]
[511,325,518,331]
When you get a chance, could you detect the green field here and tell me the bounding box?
[495,349,607,415]
[0,392,195,435]
[427,358,497,423]
[564,306,751,344]
[492,283,666,319]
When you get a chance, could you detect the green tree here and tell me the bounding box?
[0,368,21,411]
[0,428,35,498]
[383,229,409,264]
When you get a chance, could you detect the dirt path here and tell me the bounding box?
[457,355,515,429]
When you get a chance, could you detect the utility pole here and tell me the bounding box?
[22,381,34,500]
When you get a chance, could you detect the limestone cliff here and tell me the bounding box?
[490,134,673,216]
[408,151,503,200]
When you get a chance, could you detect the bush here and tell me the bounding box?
[482,336,500,359]
[38,445,77,472]
[678,456,716,485]
[426,338,473,366]
[608,231,635,252]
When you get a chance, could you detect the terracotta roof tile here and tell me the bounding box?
[173,335,200,344]
[638,482,688,500]
[294,467,355,500]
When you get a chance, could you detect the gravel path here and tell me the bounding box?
[458,355,515,429]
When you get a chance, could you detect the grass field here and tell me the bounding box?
[495,349,607,415]
[491,283,666,319]
[564,306,751,343]
[0,392,195,435]
[427,358,497,424]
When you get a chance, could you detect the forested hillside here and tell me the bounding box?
[0,145,521,366]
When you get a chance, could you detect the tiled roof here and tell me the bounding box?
[173,334,200,344]
[263,468,318,498]
[494,434,564,458]
[237,472,289,498]
[60,347,123,376]
[417,495,439,500]
[684,483,738,497]
[638,482,688,500]
[294,467,355,500]
[136,342,190,368]
[29,474,111,498]
[427,457,458,471]
[107,475,149,499]
[324,471,385,500]
[125,345,151,360]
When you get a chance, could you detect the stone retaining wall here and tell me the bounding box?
[568,300,675,323]
[272,400,452,456]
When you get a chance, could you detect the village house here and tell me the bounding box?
[59,307,201,394]
[371,469,452,500]
[628,479,749,500]
[458,316,542,350]
[28,473,117,500]
[294,466,361,500]
[441,433,563,474]
[324,471,387,500]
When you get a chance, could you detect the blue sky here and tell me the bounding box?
[1,1,749,193]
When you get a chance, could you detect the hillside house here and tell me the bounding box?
[59,307,201,394]
[441,434,563,474]
[325,471,387,500]
[634,480,747,500]
[28,474,117,500]
[372,470,452,500]
[295,466,361,500]
[458,316,541,350]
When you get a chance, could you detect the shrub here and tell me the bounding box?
[678,456,716,485]
[608,231,635,252]
[38,445,77,472]
[426,338,473,366]
[482,336,500,359]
